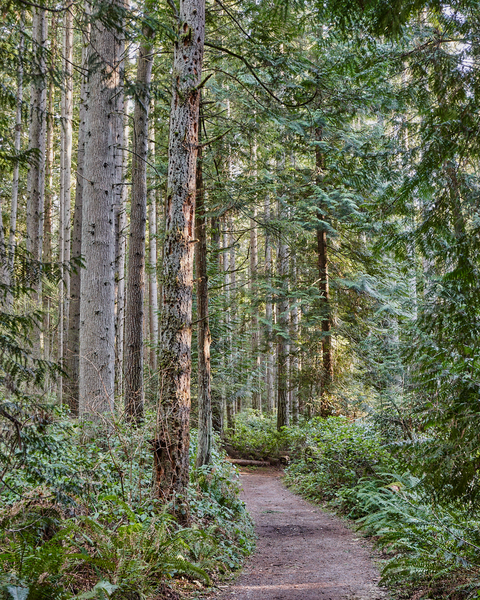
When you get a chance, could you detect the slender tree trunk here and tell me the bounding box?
[115,117,128,400]
[250,207,261,411]
[221,219,232,429]
[154,0,205,503]
[78,2,124,418]
[195,131,212,467]
[0,198,7,297]
[27,7,48,297]
[291,253,300,424]
[229,216,240,413]
[58,6,74,403]
[43,38,54,271]
[6,14,25,300]
[148,134,159,373]
[210,215,223,433]
[65,15,90,414]
[124,28,154,423]
[42,16,55,363]
[315,126,333,411]
[264,196,275,413]
[276,200,289,430]
[113,0,127,401]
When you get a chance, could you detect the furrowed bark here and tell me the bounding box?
[78,0,124,419]
[154,0,205,503]
[124,26,154,423]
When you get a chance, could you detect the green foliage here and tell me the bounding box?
[224,410,301,461]
[0,419,254,600]
[283,416,396,502]
[275,415,480,597]
[348,474,480,598]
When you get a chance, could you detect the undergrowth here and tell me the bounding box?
[226,412,480,600]
[0,410,254,600]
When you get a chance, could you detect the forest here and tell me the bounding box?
[1,0,480,598]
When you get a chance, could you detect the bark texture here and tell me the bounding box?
[195,139,212,467]
[78,2,124,418]
[124,32,154,422]
[154,0,205,502]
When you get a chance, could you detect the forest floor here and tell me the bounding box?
[208,467,390,600]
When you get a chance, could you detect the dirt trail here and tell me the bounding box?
[215,468,389,600]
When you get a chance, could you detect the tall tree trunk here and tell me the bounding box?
[65,15,90,414]
[221,218,232,429]
[148,133,159,373]
[124,27,154,423]
[154,0,205,503]
[229,216,239,414]
[78,1,124,418]
[210,215,223,433]
[27,7,47,300]
[42,27,55,361]
[195,130,212,467]
[315,126,333,411]
[290,253,300,424]
[114,0,127,401]
[6,13,25,301]
[264,195,275,413]
[115,117,128,400]
[58,6,74,403]
[276,200,289,430]
[250,206,261,411]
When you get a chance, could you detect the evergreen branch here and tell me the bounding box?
[204,42,318,108]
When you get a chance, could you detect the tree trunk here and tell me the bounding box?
[26,7,48,288]
[154,0,205,503]
[210,215,223,434]
[229,216,239,413]
[65,15,90,414]
[148,139,159,374]
[250,206,261,411]
[264,195,275,413]
[195,130,212,467]
[124,29,154,423]
[78,2,124,418]
[42,32,54,361]
[315,126,333,410]
[276,200,289,430]
[221,218,231,429]
[6,13,25,301]
[291,253,300,424]
[58,6,74,403]
[115,117,128,401]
